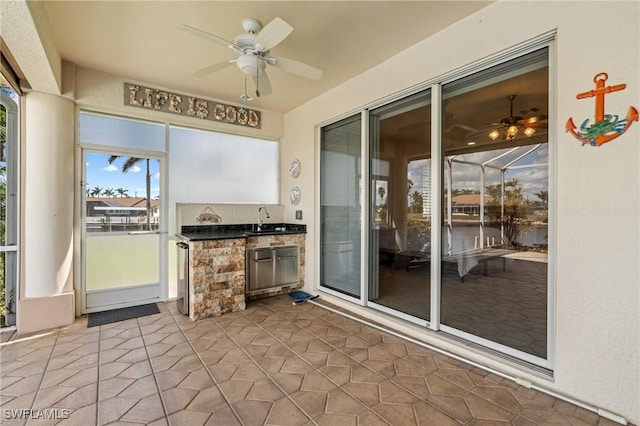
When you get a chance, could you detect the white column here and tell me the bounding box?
[18,91,75,332]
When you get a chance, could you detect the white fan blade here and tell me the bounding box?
[192,60,234,78]
[178,24,242,53]
[253,71,273,97]
[272,57,323,80]
[254,17,293,51]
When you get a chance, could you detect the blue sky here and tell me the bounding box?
[85,153,160,198]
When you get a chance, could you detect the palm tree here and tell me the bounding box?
[90,186,103,197]
[108,156,152,230]
[115,187,129,197]
[535,190,548,210]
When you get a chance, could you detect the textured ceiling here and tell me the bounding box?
[42,1,493,113]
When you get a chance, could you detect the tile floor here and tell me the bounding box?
[0,296,624,425]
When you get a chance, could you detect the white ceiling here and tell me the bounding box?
[42,1,493,114]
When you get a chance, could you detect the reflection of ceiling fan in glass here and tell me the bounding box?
[489,94,547,141]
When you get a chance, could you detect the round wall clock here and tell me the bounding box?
[289,186,301,205]
[289,159,301,178]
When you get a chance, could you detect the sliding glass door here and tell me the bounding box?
[439,48,549,361]
[320,115,362,298]
[368,90,432,321]
[319,43,552,366]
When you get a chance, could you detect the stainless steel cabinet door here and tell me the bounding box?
[275,247,299,286]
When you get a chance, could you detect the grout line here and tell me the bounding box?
[308,299,628,425]
[167,307,244,425]
[246,300,394,426]
[135,314,171,425]
[229,310,319,426]
[24,328,61,426]
[304,301,514,419]
[262,299,476,424]
[98,321,148,425]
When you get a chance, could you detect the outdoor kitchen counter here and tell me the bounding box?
[176,224,306,321]
[176,223,307,241]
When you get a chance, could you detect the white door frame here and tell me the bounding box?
[79,146,166,314]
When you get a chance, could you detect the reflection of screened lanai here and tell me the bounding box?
[444,143,548,251]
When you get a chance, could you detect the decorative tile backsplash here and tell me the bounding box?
[178,204,284,226]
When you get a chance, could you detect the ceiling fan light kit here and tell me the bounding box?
[236,54,266,77]
[488,94,546,141]
[179,17,323,101]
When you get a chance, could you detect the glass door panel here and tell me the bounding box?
[320,115,362,298]
[440,48,549,360]
[83,150,161,312]
[369,90,432,321]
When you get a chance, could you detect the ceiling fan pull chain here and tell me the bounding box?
[255,55,261,97]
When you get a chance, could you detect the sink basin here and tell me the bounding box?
[247,226,287,235]
[246,229,286,236]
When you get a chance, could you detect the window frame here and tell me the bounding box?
[0,80,21,328]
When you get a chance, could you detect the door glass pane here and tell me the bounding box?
[85,153,160,232]
[369,90,431,320]
[320,115,361,298]
[84,151,161,304]
[441,48,549,359]
[86,234,159,291]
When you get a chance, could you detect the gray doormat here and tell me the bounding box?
[87,303,160,327]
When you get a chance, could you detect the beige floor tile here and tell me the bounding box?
[246,378,286,402]
[120,394,165,424]
[231,399,272,424]
[168,409,212,425]
[98,396,139,424]
[54,383,98,410]
[372,402,417,425]
[265,397,311,425]
[289,390,329,417]
[0,296,625,426]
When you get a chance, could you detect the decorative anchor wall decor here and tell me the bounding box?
[566,72,638,146]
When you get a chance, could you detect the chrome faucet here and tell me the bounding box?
[257,205,270,231]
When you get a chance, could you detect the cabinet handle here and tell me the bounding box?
[254,258,272,263]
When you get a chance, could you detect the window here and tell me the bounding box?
[169,126,278,204]
[1,76,19,327]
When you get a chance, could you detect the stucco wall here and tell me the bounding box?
[281,1,639,423]
[73,67,285,141]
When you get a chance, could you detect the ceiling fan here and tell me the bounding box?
[178,17,323,99]
[488,94,547,140]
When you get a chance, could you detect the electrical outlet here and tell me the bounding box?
[295,210,302,220]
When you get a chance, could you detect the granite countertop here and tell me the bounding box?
[176,223,307,241]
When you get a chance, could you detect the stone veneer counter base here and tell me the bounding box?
[189,238,246,320]
[179,224,306,320]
